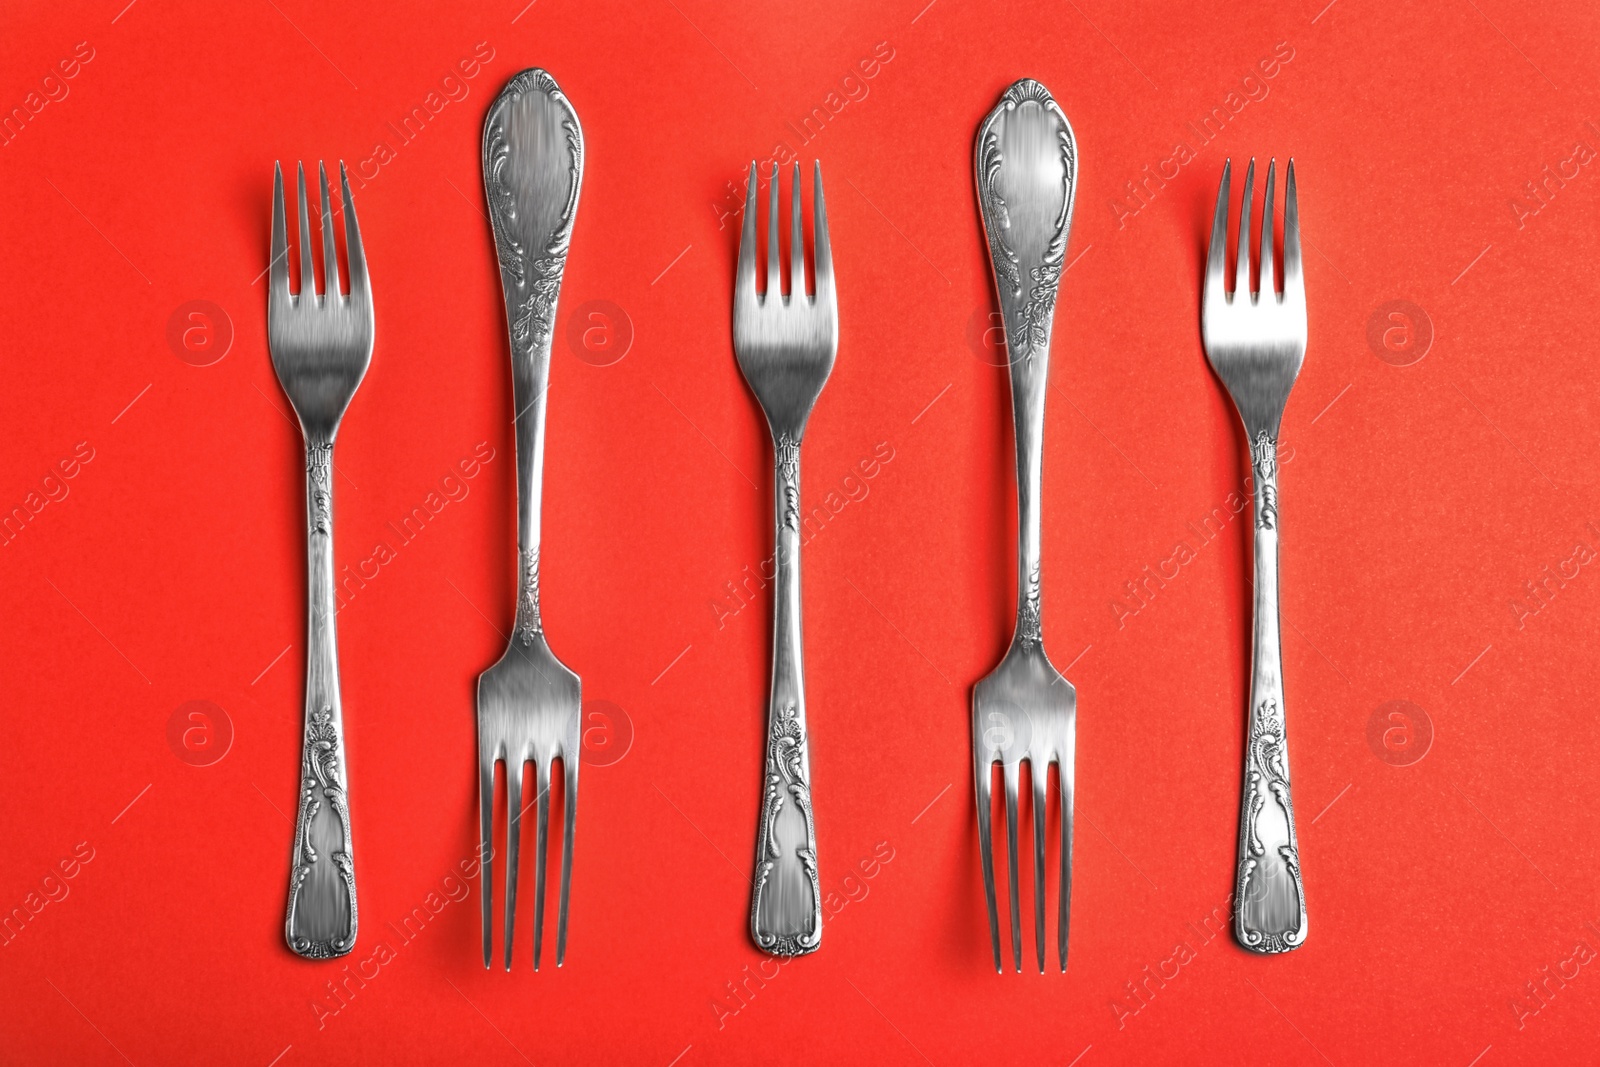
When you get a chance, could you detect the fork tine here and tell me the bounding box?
[479,756,495,969]
[765,163,780,299]
[975,759,1002,972]
[1002,761,1022,973]
[1059,761,1074,972]
[532,758,551,971]
[812,162,833,304]
[1235,157,1255,298]
[339,163,368,297]
[736,162,758,300]
[295,163,315,298]
[557,754,577,966]
[1283,159,1302,300]
[318,162,340,299]
[503,757,524,970]
[270,163,291,304]
[1203,159,1230,310]
[789,163,805,300]
[1031,764,1047,973]
[1259,159,1276,299]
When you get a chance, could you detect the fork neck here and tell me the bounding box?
[1009,357,1047,652]
[768,426,805,651]
[509,341,552,648]
[301,435,341,662]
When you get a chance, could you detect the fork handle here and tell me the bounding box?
[750,433,822,956]
[1233,430,1306,953]
[285,438,357,959]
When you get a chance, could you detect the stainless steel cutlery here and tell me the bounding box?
[475,68,586,972]
[250,76,1319,973]
[269,160,373,960]
[972,79,1079,974]
[734,160,837,956]
[1202,157,1309,953]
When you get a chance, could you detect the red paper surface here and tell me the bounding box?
[3,1,1600,1063]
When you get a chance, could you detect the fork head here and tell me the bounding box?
[268,161,373,442]
[733,161,838,438]
[478,638,581,971]
[973,647,1076,973]
[1201,157,1305,438]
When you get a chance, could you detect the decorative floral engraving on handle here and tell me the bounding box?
[484,69,581,359]
[511,255,567,350]
[976,79,1076,367]
[750,432,821,956]
[1235,697,1305,952]
[287,706,356,958]
[1233,433,1305,953]
[307,443,332,535]
[516,547,542,645]
[752,702,821,956]
[775,433,800,531]
[286,436,356,960]
[1252,431,1278,530]
[483,70,582,673]
[1017,561,1042,650]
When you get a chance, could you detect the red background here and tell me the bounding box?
[3,0,1599,1064]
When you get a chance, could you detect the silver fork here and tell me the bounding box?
[269,160,373,960]
[1201,157,1309,953]
[476,68,584,972]
[734,161,836,956]
[972,79,1079,975]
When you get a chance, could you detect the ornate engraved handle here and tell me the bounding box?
[974,79,1075,651]
[285,439,357,959]
[750,433,822,956]
[482,68,582,649]
[1233,431,1306,953]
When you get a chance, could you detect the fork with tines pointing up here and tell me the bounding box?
[269,160,372,960]
[1201,157,1309,953]
[734,160,836,956]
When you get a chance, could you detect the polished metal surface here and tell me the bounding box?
[268,160,373,960]
[476,68,584,971]
[1201,158,1309,953]
[733,161,837,956]
[971,79,1079,974]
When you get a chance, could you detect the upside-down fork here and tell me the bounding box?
[972,79,1079,974]
[476,68,585,971]
[1201,157,1309,953]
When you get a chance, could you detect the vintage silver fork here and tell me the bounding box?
[1201,158,1309,953]
[269,160,373,959]
[476,69,584,972]
[734,161,836,956]
[972,79,1078,974]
